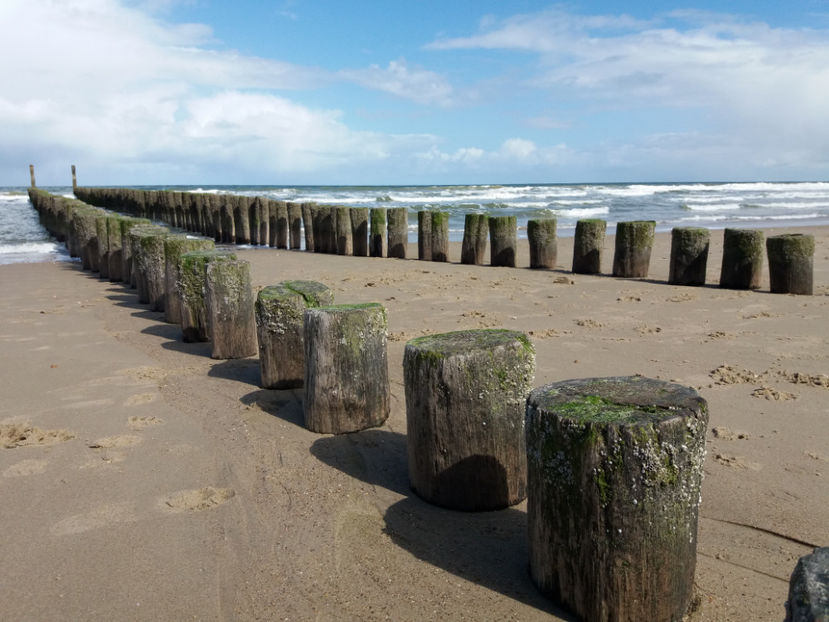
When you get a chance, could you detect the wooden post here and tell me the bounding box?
[164,236,215,324]
[418,211,432,260]
[247,196,261,245]
[303,303,389,434]
[572,219,606,274]
[669,227,710,286]
[335,206,353,255]
[106,215,124,282]
[301,202,315,252]
[387,207,408,259]
[612,220,656,278]
[273,200,289,249]
[257,197,270,246]
[489,215,517,267]
[134,228,169,311]
[234,196,252,245]
[119,217,150,287]
[178,250,236,342]
[255,281,334,389]
[370,208,386,257]
[431,211,449,262]
[71,165,77,192]
[29,164,36,188]
[205,258,257,359]
[351,207,369,257]
[219,195,235,243]
[288,203,303,249]
[95,215,110,279]
[720,228,764,290]
[527,218,557,269]
[767,233,814,295]
[461,213,488,265]
[785,547,829,622]
[404,329,535,511]
[73,206,104,272]
[525,376,708,622]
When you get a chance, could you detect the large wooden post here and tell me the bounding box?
[669,227,710,286]
[387,207,408,259]
[527,218,557,269]
[418,211,432,260]
[430,211,449,262]
[288,203,303,249]
[301,203,315,252]
[489,215,517,267]
[255,281,334,389]
[351,207,369,257]
[525,376,708,622]
[404,329,535,511]
[205,258,257,359]
[178,250,237,342]
[164,236,215,324]
[767,233,814,295]
[95,215,111,279]
[335,206,353,255]
[720,228,764,290]
[105,215,124,282]
[612,220,656,278]
[461,213,488,265]
[119,217,150,287]
[370,208,386,257]
[572,219,606,274]
[303,303,389,434]
[135,227,169,311]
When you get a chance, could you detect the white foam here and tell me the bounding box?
[554,206,610,218]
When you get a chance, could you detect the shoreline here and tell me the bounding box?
[0,224,826,620]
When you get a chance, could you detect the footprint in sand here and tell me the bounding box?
[51,502,136,536]
[127,415,164,430]
[751,386,798,401]
[159,487,235,513]
[3,458,48,477]
[0,423,75,449]
[123,393,158,407]
[87,434,143,449]
[715,453,761,471]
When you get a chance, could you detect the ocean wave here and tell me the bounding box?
[0,242,61,254]
[682,203,742,212]
[553,206,610,218]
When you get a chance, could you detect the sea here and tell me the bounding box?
[2,181,829,265]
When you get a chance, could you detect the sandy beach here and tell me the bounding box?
[1,226,827,621]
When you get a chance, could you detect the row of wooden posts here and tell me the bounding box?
[26,186,824,621]
[61,184,815,294]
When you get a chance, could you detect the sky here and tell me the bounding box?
[2,0,829,186]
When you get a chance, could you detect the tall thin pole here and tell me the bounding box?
[71,164,77,191]
[29,164,36,188]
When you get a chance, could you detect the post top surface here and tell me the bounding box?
[406,329,532,356]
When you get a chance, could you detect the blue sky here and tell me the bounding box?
[2,0,829,185]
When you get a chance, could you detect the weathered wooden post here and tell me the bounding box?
[669,227,710,286]
[205,258,257,359]
[431,211,449,262]
[404,329,535,511]
[303,303,389,434]
[219,195,235,243]
[271,200,289,249]
[301,203,315,252]
[351,207,369,257]
[417,211,432,260]
[527,218,557,269]
[612,220,656,278]
[572,219,606,274]
[720,228,764,290]
[335,206,353,255]
[71,164,77,192]
[785,547,829,622]
[370,208,386,257]
[461,213,488,265]
[164,235,215,324]
[73,205,105,272]
[525,376,708,622]
[387,207,408,259]
[288,203,303,249]
[489,215,517,267]
[258,197,270,246]
[105,215,125,282]
[315,205,336,253]
[119,217,151,287]
[255,281,334,389]
[178,250,237,342]
[234,195,252,245]
[29,164,36,188]
[95,215,111,279]
[134,227,169,311]
[767,233,814,295]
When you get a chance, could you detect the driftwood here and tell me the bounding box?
[525,376,708,622]
[404,329,535,511]
[303,303,389,434]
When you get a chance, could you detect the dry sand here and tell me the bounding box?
[0,227,827,621]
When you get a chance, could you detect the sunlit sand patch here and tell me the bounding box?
[3,458,48,477]
[158,487,235,513]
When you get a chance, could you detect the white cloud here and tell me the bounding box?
[340,59,456,106]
